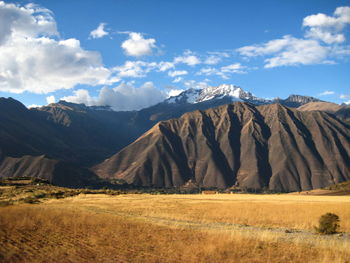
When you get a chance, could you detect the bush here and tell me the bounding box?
[22,196,40,204]
[315,213,340,234]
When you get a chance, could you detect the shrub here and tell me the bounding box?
[22,196,40,204]
[315,213,340,235]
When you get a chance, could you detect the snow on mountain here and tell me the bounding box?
[166,84,268,104]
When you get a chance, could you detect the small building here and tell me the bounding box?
[201,190,218,195]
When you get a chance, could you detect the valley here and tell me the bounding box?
[1,86,350,191]
[1,1,350,262]
[1,190,349,263]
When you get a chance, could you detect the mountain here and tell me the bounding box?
[0,97,74,159]
[133,84,321,124]
[273,94,321,108]
[298,101,342,113]
[0,98,140,166]
[0,155,98,187]
[334,105,350,125]
[297,101,350,125]
[164,84,321,107]
[0,84,344,189]
[165,84,270,105]
[94,102,350,192]
[32,100,140,165]
[0,98,102,187]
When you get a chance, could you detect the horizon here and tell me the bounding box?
[0,0,349,110]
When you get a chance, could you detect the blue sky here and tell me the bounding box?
[0,0,349,110]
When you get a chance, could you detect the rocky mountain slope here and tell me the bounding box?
[297,101,342,112]
[165,84,321,107]
[94,102,350,192]
[297,101,350,125]
[1,84,348,189]
[334,105,350,125]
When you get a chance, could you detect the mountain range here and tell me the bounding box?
[1,84,350,191]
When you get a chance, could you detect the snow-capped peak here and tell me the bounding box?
[198,84,244,102]
[165,84,264,104]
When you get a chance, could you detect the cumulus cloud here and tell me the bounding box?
[158,61,175,71]
[112,60,158,78]
[303,6,350,44]
[198,63,246,79]
[27,104,42,108]
[172,77,183,83]
[221,63,246,74]
[237,35,330,68]
[174,50,201,66]
[0,1,113,94]
[205,56,222,65]
[89,23,108,39]
[0,1,57,45]
[318,90,335,96]
[111,60,179,80]
[204,52,230,65]
[61,82,167,111]
[121,32,157,57]
[236,6,350,68]
[168,70,188,77]
[46,95,55,104]
[183,80,209,90]
[168,89,185,97]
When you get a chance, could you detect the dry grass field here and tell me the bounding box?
[1,190,350,263]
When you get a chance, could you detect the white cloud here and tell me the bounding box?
[0,36,111,93]
[330,45,350,57]
[237,36,292,57]
[204,56,222,65]
[168,70,188,77]
[237,35,330,68]
[236,7,350,68]
[204,52,230,65]
[61,89,96,106]
[121,32,157,57]
[89,23,108,39]
[344,100,350,105]
[172,77,183,83]
[46,95,55,104]
[303,6,350,44]
[158,61,175,71]
[174,50,201,66]
[304,27,345,44]
[111,60,179,80]
[340,94,349,99]
[167,89,184,97]
[112,60,158,78]
[183,80,209,90]
[0,2,113,94]
[318,90,335,96]
[197,63,246,79]
[197,67,229,79]
[27,104,42,108]
[0,1,58,45]
[61,82,167,111]
[221,63,246,74]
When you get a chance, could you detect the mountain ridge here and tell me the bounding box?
[94,102,350,192]
[1,84,349,190]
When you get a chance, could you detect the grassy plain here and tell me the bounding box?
[1,190,350,263]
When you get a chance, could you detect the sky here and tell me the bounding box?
[0,0,350,110]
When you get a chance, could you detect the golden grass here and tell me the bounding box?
[0,204,349,263]
[1,193,350,263]
[62,193,350,233]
